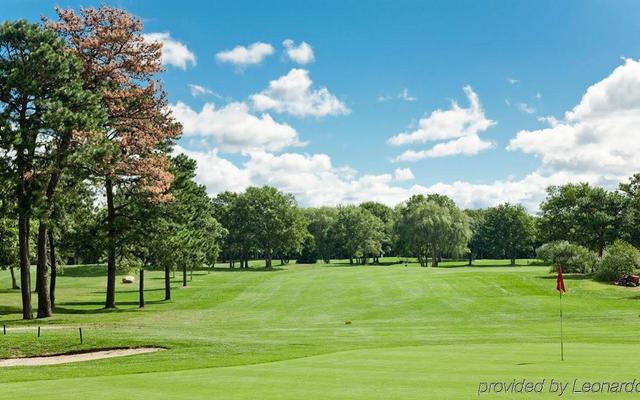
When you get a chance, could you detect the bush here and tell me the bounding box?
[595,240,640,282]
[536,241,599,273]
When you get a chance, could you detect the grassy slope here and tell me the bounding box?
[1,259,640,399]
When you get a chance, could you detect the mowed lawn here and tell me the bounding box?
[1,259,640,399]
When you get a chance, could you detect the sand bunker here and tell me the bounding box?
[0,347,163,367]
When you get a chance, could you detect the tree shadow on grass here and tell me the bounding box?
[0,305,23,316]
[440,264,529,269]
[0,288,20,294]
[320,263,363,268]
[208,267,284,272]
[58,264,107,278]
[537,274,593,280]
[53,299,166,314]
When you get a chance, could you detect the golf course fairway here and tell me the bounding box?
[1,260,639,399]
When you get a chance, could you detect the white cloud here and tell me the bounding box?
[170,101,302,152]
[508,58,640,185]
[175,146,250,193]
[507,78,520,85]
[283,39,315,64]
[174,59,640,213]
[517,102,536,114]
[394,134,494,161]
[215,42,274,66]
[393,168,415,181]
[250,68,350,117]
[174,145,581,211]
[143,32,196,70]
[188,84,214,97]
[174,146,421,206]
[378,88,417,102]
[388,86,495,161]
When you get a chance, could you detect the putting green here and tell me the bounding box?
[3,343,640,399]
[1,260,639,399]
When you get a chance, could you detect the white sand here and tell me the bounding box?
[0,347,163,367]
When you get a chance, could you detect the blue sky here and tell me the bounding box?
[4,0,640,209]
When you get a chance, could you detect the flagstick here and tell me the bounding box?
[560,291,564,361]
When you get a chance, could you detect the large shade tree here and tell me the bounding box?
[332,205,385,265]
[241,186,307,269]
[48,7,182,308]
[396,195,470,267]
[0,20,101,319]
[478,203,535,265]
[538,183,624,256]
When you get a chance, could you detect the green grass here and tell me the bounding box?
[1,259,640,399]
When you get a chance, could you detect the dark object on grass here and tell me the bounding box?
[345,320,352,325]
[615,275,640,287]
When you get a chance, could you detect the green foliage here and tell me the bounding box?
[396,195,470,267]
[465,208,489,262]
[133,154,226,274]
[620,173,640,247]
[332,205,385,264]
[595,240,640,282]
[479,203,535,264]
[0,217,17,268]
[538,183,625,255]
[536,241,599,273]
[215,186,306,268]
[301,207,338,263]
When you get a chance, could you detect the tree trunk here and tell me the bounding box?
[598,238,605,257]
[139,269,144,308]
[510,248,516,266]
[349,257,353,265]
[182,265,187,287]
[468,252,473,266]
[164,265,171,301]
[105,178,117,309]
[18,214,32,319]
[37,139,68,316]
[265,251,272,269]
[48,230,57,308]
[36,223,51,318]
[10,266,18,289]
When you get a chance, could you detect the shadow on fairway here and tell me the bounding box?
[320,261,406,267]
[58,264,107,278]
[537,274,593,280]
[440,264,535,269]
[0,288,20,294]
[0,305,23,316]
[53,300,166,314]
[209,267,285,272]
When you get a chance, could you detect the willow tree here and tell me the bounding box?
[0,20,101,319]
[396,195,470,267]
[49,7,181,308]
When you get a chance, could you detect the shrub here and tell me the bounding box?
[595,240,640,282]
[536,241,599,273]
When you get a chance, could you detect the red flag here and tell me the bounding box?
[556,267,566,293]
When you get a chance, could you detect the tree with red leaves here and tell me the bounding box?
[47,6,181,309]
